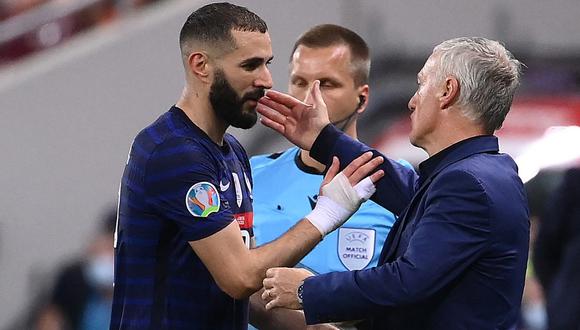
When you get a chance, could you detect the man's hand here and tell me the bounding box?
[257,80,330,151]
[320,152,384,199]
[306,152,384,237]
[262,268,314,310]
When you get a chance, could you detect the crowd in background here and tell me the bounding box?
[0,0,166,66]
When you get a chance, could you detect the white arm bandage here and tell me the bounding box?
[306,173,376,236]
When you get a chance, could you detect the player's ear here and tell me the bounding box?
[188,51,212,83]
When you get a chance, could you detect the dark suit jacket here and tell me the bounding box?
[302,125,530,329]
[533,168,580,330]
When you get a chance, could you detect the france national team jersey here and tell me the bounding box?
[111,106,253,330]
[251,147,396,275]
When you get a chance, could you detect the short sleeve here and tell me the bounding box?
[145,137,234,241]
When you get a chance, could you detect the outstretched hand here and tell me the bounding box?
[321,152,385,193]
[305,152,384,237]
[257,80,330,151]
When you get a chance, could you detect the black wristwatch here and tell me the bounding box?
[297,281,305,307]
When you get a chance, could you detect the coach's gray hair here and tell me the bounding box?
[433,37,523,133]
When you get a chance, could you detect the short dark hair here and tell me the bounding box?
[179,2,268,59]
[291,24,370,86]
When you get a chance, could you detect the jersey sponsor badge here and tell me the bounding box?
[185,182,220,217]
[338,228,375,270]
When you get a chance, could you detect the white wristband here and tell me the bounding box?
[306,173,376,237]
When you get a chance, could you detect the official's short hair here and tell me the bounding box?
[179,2,267,60]
[291,24,370,87]
[432,37,523,133]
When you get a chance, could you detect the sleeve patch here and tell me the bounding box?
[185,182,220,218]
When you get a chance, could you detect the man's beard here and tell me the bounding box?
[209,69,265,129]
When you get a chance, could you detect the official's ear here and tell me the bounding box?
[356,85,369,113]
[357,96,366,110]
[188,51,212,83]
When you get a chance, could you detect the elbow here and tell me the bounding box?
[223,286,254,300]
[217,274,261,300]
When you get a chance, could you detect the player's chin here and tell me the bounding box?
[243,102,259,115]
[230,111,258,129]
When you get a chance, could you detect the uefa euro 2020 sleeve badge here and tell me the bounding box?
[186,182,220,218]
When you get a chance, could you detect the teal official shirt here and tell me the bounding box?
[250,147,397,274]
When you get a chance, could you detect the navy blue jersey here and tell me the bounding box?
[111,106,254,329]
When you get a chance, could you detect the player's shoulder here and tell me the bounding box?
[250,147,297,170]
[132,118,215,169]
[134,108,190,144]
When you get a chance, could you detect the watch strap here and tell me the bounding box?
[297,281,305,307]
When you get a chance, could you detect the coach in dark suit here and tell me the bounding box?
[257,37,530,329]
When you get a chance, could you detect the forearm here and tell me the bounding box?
[190,219,318,299]
[311,125,415,215]
[191,220,319,299]
[246,219,321,290]
[303,199,492,324]
[196,151,382,299]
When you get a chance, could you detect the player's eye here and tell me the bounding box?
[242,63,259,71]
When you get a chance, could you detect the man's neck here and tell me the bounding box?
[424,111,487,157]
[176,86,228,145]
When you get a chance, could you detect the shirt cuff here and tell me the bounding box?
[309,124,343,165]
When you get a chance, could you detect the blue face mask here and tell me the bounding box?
[85,255,114,289]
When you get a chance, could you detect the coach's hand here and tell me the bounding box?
[258,80,329,151]
[306,152,384,237]
[262,267,313,310]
